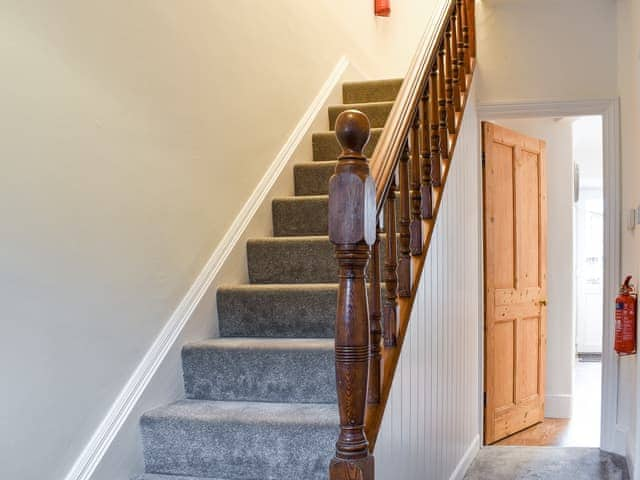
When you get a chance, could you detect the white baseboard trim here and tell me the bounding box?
[63,55,350,480]
[449,435,480,480]
[545,394,572,419]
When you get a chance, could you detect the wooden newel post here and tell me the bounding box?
[328,110,376,480]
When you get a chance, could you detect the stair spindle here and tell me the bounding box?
[456,0,467,93]
[445,23,456,134]
[409,115,423,255]
[398,142,411,298]
[461,0,472,74]
[368,224,382,405]
[383,175,398,347]
[419,92,434,219]
[328,110,375,480]
[467,0,476,60]
[451,13,462,112]
[438,41,449,161]
[429,65,442,187]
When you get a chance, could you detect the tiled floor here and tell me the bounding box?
[465,447,629,479]
[495,360,601,447]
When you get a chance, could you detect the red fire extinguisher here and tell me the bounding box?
[615,275,637,356]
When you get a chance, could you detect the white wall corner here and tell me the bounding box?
[625,428,635,480]
[449,435,480,480]
[63,55,352,480]
[545,394,573,419]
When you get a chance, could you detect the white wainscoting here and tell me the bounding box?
[375,86,481,480]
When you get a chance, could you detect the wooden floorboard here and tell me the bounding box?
[492,361,601,447]
[494,418,570,446]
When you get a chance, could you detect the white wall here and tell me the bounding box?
[573,117,604,189]
[491,117,575,419]
[376,85,481,480]
[476,0,618,104]
[617,0,640,475]
[0,1,444,480]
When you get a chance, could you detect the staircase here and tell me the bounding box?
[136,79,403,480]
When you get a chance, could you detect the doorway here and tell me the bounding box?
[477,102,618,451]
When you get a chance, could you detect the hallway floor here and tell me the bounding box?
[464,447,628,479]
[495,360,601,447]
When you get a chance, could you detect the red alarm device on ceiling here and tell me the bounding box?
[375,0,390,17]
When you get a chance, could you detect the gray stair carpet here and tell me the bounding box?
[138,78,402,480]
[464,447,629,480]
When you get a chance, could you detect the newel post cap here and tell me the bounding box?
[328,110,376,247]
[335,110,371,157]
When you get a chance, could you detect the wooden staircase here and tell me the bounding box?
[327,0,476,477]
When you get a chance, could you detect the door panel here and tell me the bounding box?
[483,121,547,444]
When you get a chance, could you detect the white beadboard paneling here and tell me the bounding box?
[375,85,481,480]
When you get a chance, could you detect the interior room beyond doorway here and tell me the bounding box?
[485,116,603,448]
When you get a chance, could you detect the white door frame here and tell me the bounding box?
[477,98,621,454]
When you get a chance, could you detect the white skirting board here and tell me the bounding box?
[63,55,351,480]
[449,435,481,480]
[545,393,573,419]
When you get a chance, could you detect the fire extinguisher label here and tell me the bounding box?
[615,297,637,355]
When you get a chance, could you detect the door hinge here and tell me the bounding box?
[483,391,487,407]
[482,152,486,168]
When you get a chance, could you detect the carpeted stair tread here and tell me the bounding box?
[312,127,382,161]
[342,78,403,104]
[141,400,337,480]
[294,161,337,196]
[182,338,335,403]
[247,236,335,284]
[328,101,393,130]
[272,195,328,236]
[217,283,337,338]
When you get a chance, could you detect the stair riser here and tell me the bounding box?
[218,286,336,338]
[272,197,328,237]
[312,128,381,162]
[247,238,336,284]
[247,237,390,284]
[182,345,336,403]
[141,414,336,480]
[273,197,401,237]
[343,79,403,104]
[294,162,337,196]
[328,102,393,130]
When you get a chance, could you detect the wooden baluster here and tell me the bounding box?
[397,142,411,298]
[450,13,462,112]
[328,110,375,480]
[429,64,442,187]
[438,41,449,161]
[383,175,398,347]
[368,224,382,404]
[456,0,467,94]
[409,115,423,255]
[461,0,472,75]
[419,91,433,219]
[466,0,476,61]
[445,22,456,134]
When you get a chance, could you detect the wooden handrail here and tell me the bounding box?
[370,0,456,214]
[328,1,476,478]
